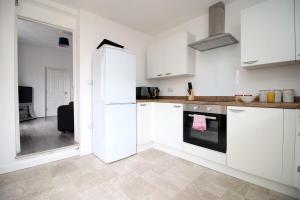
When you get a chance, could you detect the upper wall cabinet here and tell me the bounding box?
[146,32,196,79]
[241,0,295,68]
[296,0,300,61]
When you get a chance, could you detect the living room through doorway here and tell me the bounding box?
[17,18,76,156]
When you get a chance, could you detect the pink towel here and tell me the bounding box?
[192,115,207,132]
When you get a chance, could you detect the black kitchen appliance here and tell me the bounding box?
[183,104,227,153]
[136,87,160,99]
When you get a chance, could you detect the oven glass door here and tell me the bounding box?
[183,111,226,153]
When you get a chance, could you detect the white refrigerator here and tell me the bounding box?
[92,45,136,163]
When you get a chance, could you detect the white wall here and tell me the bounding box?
[153,0,300,96]
[0,0,80,172]
[0,0,17,168]
[78,10,154,154]
[18,43,73,117]
[0,0,154,171]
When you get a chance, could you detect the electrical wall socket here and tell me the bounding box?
[87,80,93,86]
[167,88,174,93]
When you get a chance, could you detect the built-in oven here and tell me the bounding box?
[183,104,227,153]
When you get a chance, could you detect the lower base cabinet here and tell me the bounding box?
[283,109,297,187]
[152,103,183,151]
[227,106,284,183]
[137,103,299,188]
[137,103,152,145]
[295,110,300,188]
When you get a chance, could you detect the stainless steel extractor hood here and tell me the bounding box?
[189,1,239,51]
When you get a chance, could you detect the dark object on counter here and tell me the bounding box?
[136,87,160,99]
[97,39,124,49]
[188,82,193,95]
[188,82,193,90]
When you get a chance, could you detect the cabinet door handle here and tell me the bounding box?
[228,109,245,113]
[298,166,300,173]
[157,74,163,77]
[173,105,182,108]
[165,73,172,76]
[243,60,258,65]
[139,104,147,106]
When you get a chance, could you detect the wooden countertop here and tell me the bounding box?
[137,99,300,109]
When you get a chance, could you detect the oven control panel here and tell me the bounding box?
[184,104,226,115]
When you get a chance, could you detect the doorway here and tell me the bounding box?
[17,18,76,156]
[46,68,71,117]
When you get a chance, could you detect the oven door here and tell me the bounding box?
[183,111,226,153]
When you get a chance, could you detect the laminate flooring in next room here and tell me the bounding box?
[0,149,296,200]
[18,116,75,155]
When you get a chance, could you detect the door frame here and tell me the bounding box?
[15,16,80,155]
[45,67,72,117]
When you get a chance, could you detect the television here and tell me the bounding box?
[19,86,33,103]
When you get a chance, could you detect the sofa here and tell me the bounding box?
[57,102,74,133]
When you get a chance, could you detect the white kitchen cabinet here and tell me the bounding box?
[227,106,284,183]
[146,32,196,79]
[295,109,300,188]
[241,0,295,68]
[282,109,296,187]
[153,103,183,150]
[137,102,152,145]
[296,0,300,61]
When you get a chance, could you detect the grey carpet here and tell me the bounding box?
[18,116,75,156]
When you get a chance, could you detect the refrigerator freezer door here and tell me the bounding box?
[104,48,136,104]
[104,104,136,163]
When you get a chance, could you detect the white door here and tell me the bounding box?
[146,41,166,79]
[282,110,297,187]
[46,68,71,116]
[296,0,300,61]
[295,110,300,188]
[137,103,152,145]
[104,104,136,163]
[163,32,188,77]
[104,48,136,104]
[153,103,183,151]
[241,0,295,67]
[146,32,195,79]
[227,107,284,183]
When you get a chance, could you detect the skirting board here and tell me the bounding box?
[137,142,154,153]
[80,145,93,156]
[0,145,79,174]
[138,143,299,199]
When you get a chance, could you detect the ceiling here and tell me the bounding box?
[18,18,73,51]
[49,0,236,35]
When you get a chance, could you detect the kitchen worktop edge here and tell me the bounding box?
[136,99,300,109]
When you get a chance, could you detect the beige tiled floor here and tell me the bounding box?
[0,149,296,200]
